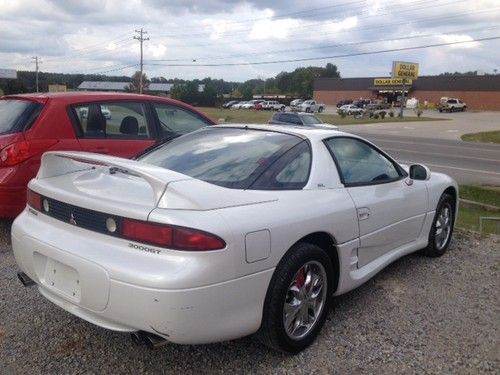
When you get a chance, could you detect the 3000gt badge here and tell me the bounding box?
[128,242,161,255]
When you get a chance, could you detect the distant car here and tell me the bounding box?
[0,92,215,218]
[439,98,466,112]
[337,104,364,115]
[231,101,247,109]
[269,112,338,129]
[241,100,264,109]
[222,100,239,108]
[336,99,353,108]
[261,101,285,111]
[290,99,304,109]
[296,100,325,113]
[13,124,458,353]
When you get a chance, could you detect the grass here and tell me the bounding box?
[197,107,440,125]
[461,130,500,144]
[457,185,500,234]
[459,185,500,207]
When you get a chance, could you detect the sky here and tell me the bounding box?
[1,0,499,82]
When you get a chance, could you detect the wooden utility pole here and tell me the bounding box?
[133,28,149,94]
[32,56,41,92]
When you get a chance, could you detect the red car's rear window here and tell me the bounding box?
[0,99,42,135]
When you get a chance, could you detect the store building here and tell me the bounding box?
[314,75,500,110]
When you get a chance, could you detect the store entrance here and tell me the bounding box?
[375,89,409,106]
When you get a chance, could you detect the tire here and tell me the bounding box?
[421,193,455,257]
[257,243,333,353]
[318,107,324,113]
[347,111,351,115]
[305,107,311,113]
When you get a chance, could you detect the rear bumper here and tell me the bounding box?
[11,210,273,344]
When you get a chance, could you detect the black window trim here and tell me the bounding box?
[67,100,156,140]
[323,135,407,188]
[0,99,43,135]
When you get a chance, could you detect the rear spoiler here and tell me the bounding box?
[38,151,192,206]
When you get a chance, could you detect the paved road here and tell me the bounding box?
[343,132,500,185]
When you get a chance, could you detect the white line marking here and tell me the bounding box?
[385,147,500,163]
[446,130,459,132]
[399,161,500,176]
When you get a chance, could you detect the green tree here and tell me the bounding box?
[125,71,150,93]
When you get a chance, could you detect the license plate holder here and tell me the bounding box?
[44,258,81,300]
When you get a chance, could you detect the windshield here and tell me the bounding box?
[300,114,322,125]
[0,99,41,135]
[139,127,306,189]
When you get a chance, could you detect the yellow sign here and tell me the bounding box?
[392,61,419,79]
[374,78,412,86]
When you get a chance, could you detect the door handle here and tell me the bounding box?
[357,207,370,220]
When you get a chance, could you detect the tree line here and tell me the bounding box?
[0,63,341,105]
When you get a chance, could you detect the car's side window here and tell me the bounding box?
[153,103,211,138]
[72,102,151,139]
[251,141,311,190]
[324,137,402,186]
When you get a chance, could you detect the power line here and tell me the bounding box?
[133,28,149,94]
[144,36,500,67]
[146,25,500,63]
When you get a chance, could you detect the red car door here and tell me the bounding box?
[73,101,155,158]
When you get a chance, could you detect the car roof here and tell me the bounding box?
[213,123,347,141]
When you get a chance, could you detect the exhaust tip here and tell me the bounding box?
[17,272,36,287]
[131,331,168,349]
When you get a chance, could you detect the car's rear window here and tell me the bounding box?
[139,127,311,190]
[0,99,42,135]
[300,114,322,125]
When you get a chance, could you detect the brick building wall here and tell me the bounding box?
[314,76,500,110]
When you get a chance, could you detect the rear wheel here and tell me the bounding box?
[318,107,324,113]
[422,193,455,257]
[257,243,333,353]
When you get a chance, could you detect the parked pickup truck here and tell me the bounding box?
[439,98,467,112]
[295,100,325,113]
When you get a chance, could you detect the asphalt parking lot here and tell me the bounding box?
[1,219,498,374]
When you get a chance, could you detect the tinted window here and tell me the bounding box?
[300,114,322,125]
[153,103,211,138]
[139,127,305,189]
[73,102,151,139]
[325,137,401,186]
[280,113,301,124]
[0,99,41,135]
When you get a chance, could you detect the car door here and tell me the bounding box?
[324,136,428,267]
[72,101,156,158]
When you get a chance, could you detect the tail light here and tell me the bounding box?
[0,140,58,167]
[27,189,42,211]
[122,218,225,251]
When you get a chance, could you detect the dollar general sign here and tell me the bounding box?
[392,61,419,79]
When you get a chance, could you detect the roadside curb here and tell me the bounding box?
[459,198,500,212]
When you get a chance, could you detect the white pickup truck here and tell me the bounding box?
[296,100,325,113]
[439,98,467,112]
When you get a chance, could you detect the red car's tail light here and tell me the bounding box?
[0,140,58,167]
[122,218,225,251]
[26,189,42,211]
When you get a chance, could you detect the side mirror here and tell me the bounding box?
[409,164,431,181]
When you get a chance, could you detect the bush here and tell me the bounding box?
[369,111,374,118]
[373,113,380,119]
[379,111,386,119]
[388,110,395,117]
[340,111,347,118]
[417,109,423,117]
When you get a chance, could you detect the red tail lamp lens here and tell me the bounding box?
[27,189,42,211]
[0,140,58,167]
[121,219,225,251]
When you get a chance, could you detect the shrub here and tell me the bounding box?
[373,113,380,119]
[369,111,374,118]
[340,111,347,118]
[379,111,387,119]
[389,110,395,117]
[417,109,423,117]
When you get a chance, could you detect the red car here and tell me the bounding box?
[0,92,215,218]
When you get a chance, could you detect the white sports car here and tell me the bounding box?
[12,124,458,353]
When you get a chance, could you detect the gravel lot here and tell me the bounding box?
[1,219,498,374]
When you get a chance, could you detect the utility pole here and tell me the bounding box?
[133,28,149,94]
[32,56,41,92]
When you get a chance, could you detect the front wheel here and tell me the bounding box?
[421,193,455,257]
[257,243,333,353]
[305,107,311,113]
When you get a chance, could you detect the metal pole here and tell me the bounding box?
[399,78,406,118]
